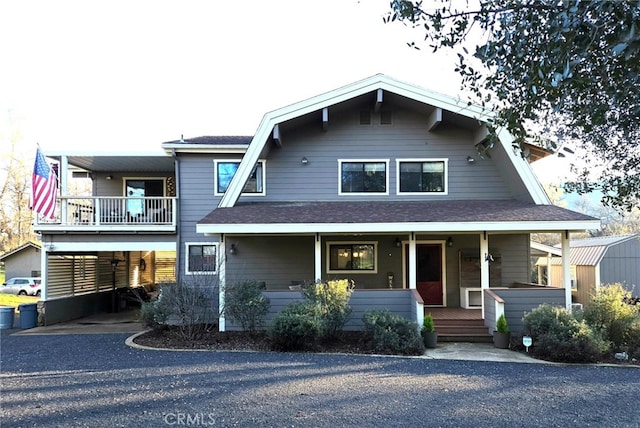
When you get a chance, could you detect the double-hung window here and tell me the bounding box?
[397,159,448,194]
[185,243,218,275]
[327,242,377,273]
[339,160,388,195]
[214,160,265,196]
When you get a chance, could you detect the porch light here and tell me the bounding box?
[447,237,454,247]
[229,244,237,255]
[395,237,402,248]
[301,157,309,165]
[485,253,494,262]
[466,156,475,163]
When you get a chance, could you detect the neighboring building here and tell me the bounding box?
[35,74,599,333]
[0,242,42,280]
[536,234,640,305]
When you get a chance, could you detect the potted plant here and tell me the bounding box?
[493,314,511,349]
[421,313,438,349]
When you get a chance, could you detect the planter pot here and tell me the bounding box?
[493,331,511,349]
[422,331,438,349]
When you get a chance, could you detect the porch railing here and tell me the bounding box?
[34,196,177,227]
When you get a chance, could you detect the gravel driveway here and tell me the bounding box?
[1,333,639,427]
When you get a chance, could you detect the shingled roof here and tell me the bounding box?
[197,199,598,234]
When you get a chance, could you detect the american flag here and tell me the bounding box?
[29,147,58,219]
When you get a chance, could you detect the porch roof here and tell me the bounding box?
[197,199,599,235]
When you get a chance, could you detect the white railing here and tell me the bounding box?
[35,196,176,227]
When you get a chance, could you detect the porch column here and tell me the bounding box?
[314,233,322,282]
[408,233,416,289]
[41,242,49,301]
[480,232,490,319]
[561,230,571,310]
[218,235,226,332]
[60,155,68,223]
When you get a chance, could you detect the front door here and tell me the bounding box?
[416,244,443,305]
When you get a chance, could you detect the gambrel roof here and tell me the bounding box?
[217,74,549,209]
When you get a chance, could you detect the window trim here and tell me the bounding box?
[326,241,378,274]
[395,158,449,195]
[184,242,219,275]
[338,159,389,196]
[214,159,266,197]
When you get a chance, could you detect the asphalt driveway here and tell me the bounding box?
[1,333,639,427]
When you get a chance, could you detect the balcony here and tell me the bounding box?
[34,196,177,233]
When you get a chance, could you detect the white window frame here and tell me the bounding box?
[396,158,449,195]
[326,241,378,274]
[185,242,219,275]
[338,159,389,196]
[214,159,266,196]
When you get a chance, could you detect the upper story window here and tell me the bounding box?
[214,160,265,196]
[397,159,448,194]
[185,242,217,275]
[339,160,389,195]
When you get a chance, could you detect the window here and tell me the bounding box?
[214,160,265,196]
[185,243,218,274]
[397,159,448,194]
[327,242,377,273]
[339,160,388,194]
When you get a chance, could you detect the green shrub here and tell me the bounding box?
[496,314,509,334]
[270,303,320,351]
[523,304,608,363]
[302,279,354,339]
[583,283,640,351]
[422,313,435,333]
[224,281,270,334]
[362,309,425,355]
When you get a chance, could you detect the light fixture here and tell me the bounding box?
[466,156,475,164]
[395,237,402,248]
[447,237,454,247]
[229,244,237,255]
[110,259,120,271]
[485,253,494,262]
[301,157,309,165]
[106,175,113,180]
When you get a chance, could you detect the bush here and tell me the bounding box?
[363,309,425,355]
[148,278,218,340]
[224,281,270,334]
[302,279,354,339]
[270,303,320,351]
[583,283,640,352]
[140,299,169,329]
[523,304,608,363]
[496,314,509,334]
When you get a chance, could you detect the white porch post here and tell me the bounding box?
[480,232,490,319]
[41,243,49,301]
[561,230,571,310]
[546,252,553,285]
[218,235,226,332]
[59,155,68,223]
[314,233,322,282]
[408,233,416,290]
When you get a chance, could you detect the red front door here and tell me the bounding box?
[415,244,443,305]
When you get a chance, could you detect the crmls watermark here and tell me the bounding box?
[164,412,217,426]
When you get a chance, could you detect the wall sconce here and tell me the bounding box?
[106,175,113,180]
[485,253,494,262]
[301,157,309,165]
[447,237,454,247]
[110,259,120,271]
[466,156,475,164]
[395,237,402,248]
[229,244,237,255]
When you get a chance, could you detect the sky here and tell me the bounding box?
[0,0,570,181]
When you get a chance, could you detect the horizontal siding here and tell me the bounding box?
[601,239,640,291]
[492,287,566,335]
[225,289,416,331]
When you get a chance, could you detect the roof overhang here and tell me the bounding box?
[45,151,174,173]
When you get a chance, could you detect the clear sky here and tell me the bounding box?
[0,0,570,181]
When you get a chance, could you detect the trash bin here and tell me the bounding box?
[0,306,14,329]
[19,303,38,329]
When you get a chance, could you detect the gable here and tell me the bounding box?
[219,74,549,208]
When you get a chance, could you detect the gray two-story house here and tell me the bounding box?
[36,74,599,334]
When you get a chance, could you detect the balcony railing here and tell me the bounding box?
[34,196,177,230]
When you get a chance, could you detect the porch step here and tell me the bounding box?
[433,318,492,343]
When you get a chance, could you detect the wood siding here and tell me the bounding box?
[600,238,640,293]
